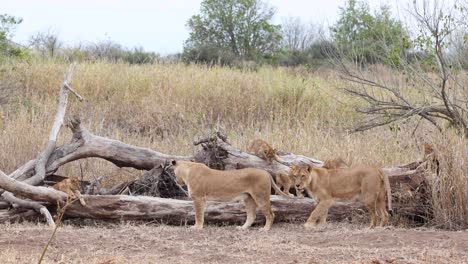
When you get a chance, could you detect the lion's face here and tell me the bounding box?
[263,147,277,162]
[69,177,81,190]
[291,165,312,190]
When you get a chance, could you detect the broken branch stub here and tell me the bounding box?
[128,164,187,198]
[9,117,193,184]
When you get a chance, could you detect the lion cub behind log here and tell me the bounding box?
[322,157,348,169]
[171,160,289,231]
[248,139,285,164]
[53,177,86,206]
[295,166,392,228]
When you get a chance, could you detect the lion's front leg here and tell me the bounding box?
[239,195,257,230]
[304,199,333,228]
[318,200,333,225]
[295,186,304,198]
[65,189,76,201]
[74,190,86,206]
[192,198,206,230]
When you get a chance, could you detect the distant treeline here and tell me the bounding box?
[1,0,467,69]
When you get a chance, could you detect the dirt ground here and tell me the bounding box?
[0,222,466,264]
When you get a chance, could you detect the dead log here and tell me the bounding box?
[60,195,361,224]
[10,117,192,183]
[0,169,63,227]
[193,132,322,176]
[2,192,55,227]
[0,170,66,202]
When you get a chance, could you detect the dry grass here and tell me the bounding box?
[0,60,466,228]
[0,222,466,263]
[426,132,468,230]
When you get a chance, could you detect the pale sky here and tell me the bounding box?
[2,0,420,54]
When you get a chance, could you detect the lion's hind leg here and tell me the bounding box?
[239,195,257,230]
[376,190,388,226]
[363,194,378,228]
[252,196,274,231]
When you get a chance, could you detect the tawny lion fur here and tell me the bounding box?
[171,160,290,231]
[247,139,285,163]
[322,157,348,169]
[276,165,311,197]
[52,177,86,206]
[295,166,392,228]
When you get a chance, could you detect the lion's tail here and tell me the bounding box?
[379,169,392,214]
[269,173,293,198]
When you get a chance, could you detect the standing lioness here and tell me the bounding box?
[171,160,288,231]
[295,166,392,228]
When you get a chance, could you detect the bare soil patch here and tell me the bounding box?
[0,222,466,263]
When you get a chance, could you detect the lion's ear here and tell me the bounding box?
[171,160,177,166]
[305,165,313,173]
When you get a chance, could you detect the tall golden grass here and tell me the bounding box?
[0,60,466,228]
[425,132,467,230]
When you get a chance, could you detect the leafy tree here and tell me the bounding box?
[184,0,281,62]
[331,0,410,64]
[0,14,23,58]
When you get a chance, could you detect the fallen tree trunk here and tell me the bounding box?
[2,192,55,227]
[193,132,323,176]
[61,195,360,224]
[9,118,192,183]
[0,170,66,202]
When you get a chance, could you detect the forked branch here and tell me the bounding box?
[25,63,84,186]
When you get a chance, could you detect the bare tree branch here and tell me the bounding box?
[25,63,80,186]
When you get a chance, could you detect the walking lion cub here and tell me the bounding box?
[295,166,392,228]
[171,160,289,231]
